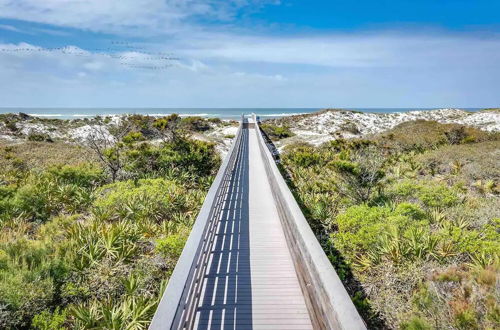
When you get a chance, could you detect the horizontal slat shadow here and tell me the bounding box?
[195,128,252,329]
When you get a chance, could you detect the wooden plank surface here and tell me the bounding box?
[193,127,313,330]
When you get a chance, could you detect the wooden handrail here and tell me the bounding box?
[252,113,366,330]
[149,116,246,329]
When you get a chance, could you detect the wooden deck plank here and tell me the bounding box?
[193,127,313,329]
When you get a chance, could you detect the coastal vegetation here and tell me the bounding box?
[0,114,220,328]
[260,123,295,140]
[277,120,499,329]
[0,113,236,145]
[0,109,498,329]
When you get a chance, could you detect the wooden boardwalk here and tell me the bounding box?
[150,116,366,330]
[192,125,313,329]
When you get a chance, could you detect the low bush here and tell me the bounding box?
[106,137,220,183]
[181,116,211,132]
[280,123,499,328]
[0,166,99,222]
[374,120,496,152]
[27,132,53,143]
[260,123,295,140]
[32,307,68,330]
[93,178,198,223]
[156,234,186,268]
[0,134,217,328]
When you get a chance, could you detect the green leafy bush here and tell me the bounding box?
[0,134,217,328]
[181,116,211,132]
[334,205,392,259]
[394,202,427,220]
[389,180,460,209]
[27,132,53,142]
[5,173,95,222]
[123,138,220,182]
[32,307,67,330]
[0,237,65,328]
[282,146,321,167]
[260,123,295,140]
[93,178,193,223]
[279,117,499,329]
[47,164,105,188]
[156,234,186,267]
[418,184,459,208]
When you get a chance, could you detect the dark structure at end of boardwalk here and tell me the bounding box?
[149,115,366,330]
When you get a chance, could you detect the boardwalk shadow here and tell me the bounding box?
[196,127,252,329]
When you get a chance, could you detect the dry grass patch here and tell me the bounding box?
[0,141,97,169]
[373,120,498,152]
[416,141,500,193]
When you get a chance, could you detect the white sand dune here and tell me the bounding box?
[264,108,500,148]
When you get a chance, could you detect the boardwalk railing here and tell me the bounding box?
[150,116,246,329]
[150,114,366,329]
[253,114,366,330]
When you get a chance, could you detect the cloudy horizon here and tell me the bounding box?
[1,0,499,108]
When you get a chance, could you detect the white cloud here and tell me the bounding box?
[176,32,500,69]
[0,0,498,108]
[0,23,23,32]
[0,0,278,35]
[1,31,500,108]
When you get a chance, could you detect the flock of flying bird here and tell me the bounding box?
[0,41,180,71]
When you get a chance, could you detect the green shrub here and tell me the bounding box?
[122,131,145,144]
[282,147,321,167]
[374,120,494,152]
[124,138,220,182]
[156,234,186,267]
[333,205,391,259]
[47,164,105,188]
[401,316,433,330]
[389,180,460,209]
[93,178,193,223]
[260,123,295,140]
[32,307,68,330]
[418,184,459,208]
[389,180,421,198]
[181,116,211,132]
[0,268,55,328]
[10,181,54,222]
[27,132,53,142]
[8,175,94,222]
[395,202,427,220]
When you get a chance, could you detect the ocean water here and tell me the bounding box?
[0,107,483,120]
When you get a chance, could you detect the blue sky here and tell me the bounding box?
[0,0,499,108]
